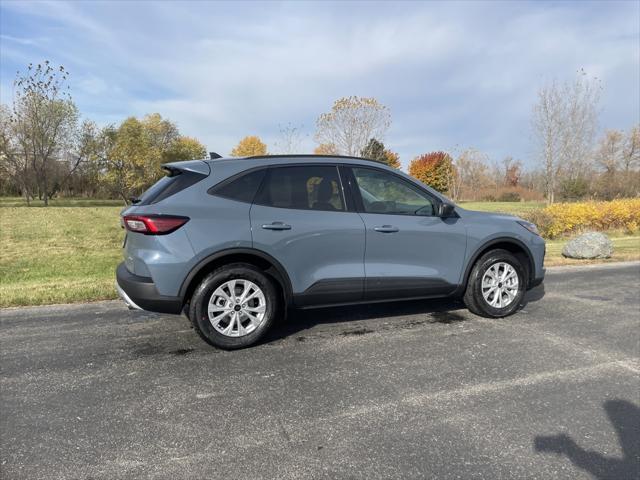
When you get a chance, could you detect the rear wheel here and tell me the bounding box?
[189,263,278,349]
[463,249,526,318]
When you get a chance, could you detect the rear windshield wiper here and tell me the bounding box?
[129,196,141,204]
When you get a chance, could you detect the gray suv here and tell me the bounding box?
[116,155,545,349]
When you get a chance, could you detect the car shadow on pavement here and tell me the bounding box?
[263,297,470,344]
[534,399,640,480]
[262,283,547,344]
[522,283,546,307]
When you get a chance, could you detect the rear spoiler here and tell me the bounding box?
[161,160,211,177]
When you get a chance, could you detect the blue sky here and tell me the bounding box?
[1,0,638,169]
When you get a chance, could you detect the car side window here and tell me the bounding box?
[255,165,344,212]
[352,167,435,216]
[209,169,266,203]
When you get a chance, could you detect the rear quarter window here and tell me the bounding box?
[208,169,266,203]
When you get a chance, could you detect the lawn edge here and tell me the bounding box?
[544,260,640,273]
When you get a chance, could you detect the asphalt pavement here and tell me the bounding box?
[1,262,639,479]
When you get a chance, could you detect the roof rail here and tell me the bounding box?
[244,154,388,165]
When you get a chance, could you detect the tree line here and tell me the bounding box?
[1,61,637,206]
[232,86,639,204]
[0,62,205,205]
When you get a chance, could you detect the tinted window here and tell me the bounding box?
[255,166,344,211]
[210,169,266,203]
[137,170,206,205]
[352,167,435,216]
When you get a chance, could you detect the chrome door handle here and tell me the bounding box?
[262,222,292,231]
[373,225,399,233]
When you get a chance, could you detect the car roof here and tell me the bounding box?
[203,154,389,169]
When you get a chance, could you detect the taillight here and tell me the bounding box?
[122,215,189,235]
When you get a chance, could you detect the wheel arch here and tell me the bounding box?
[179,248,293,308]
[461,237,535,290]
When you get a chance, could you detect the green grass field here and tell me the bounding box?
[1,203,123,307]
[0,197,124,208]
[1,198,638,308]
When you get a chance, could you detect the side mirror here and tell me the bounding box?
[437,202,456,218]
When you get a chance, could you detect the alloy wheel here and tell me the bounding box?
[481,262,519,309]
[207,279,267,337]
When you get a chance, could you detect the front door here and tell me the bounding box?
[250,164,366,307]
[348,166,467,300]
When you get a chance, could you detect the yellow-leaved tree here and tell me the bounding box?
[383,150,401,169]
[97,113,206,203]
[165,136,207,162]
[313,143,338,155]
[230,136,267,157]
[101,117,151,203]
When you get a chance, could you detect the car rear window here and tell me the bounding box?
[208,169,266,203]
[137,170,206,205]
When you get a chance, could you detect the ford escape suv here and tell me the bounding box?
[116,155,545,349]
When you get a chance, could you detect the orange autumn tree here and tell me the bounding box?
[409,151,455,194]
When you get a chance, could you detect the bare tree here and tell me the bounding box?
[51,120,101,198]
[532,70,600,204]
[502,156,523,187]
[591,127,640,199]
[0,105,34,204]
[273,123,306,154]
[594,130,624,174]
[314,96,391,156]
[453,148,490,200]
[520,168,546,194]
[622,126,640,172]
[489,160,503,197]
[9,61,79,205]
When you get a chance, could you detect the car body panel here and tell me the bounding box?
[250,203,366,304]
[358,213,467,299]
[456,207,546,284]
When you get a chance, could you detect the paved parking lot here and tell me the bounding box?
[1,263,639,479]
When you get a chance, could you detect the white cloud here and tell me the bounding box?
[0,34,49,46]
[1,0,638,166]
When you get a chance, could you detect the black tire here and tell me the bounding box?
[463,249,526,318]
[188,263,279,349]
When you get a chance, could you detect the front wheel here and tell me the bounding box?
[189,263,279,349]
[463,249,526,318]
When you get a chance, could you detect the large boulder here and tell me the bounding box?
[562,232,613,259]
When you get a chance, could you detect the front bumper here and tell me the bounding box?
[529,272,545,289]
[116,262,182,314]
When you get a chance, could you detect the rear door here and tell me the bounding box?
[346,166,467,300]
[250,164,366,306]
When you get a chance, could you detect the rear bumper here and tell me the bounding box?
[116,262,182,314]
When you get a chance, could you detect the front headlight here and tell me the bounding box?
[517,220,540,236]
